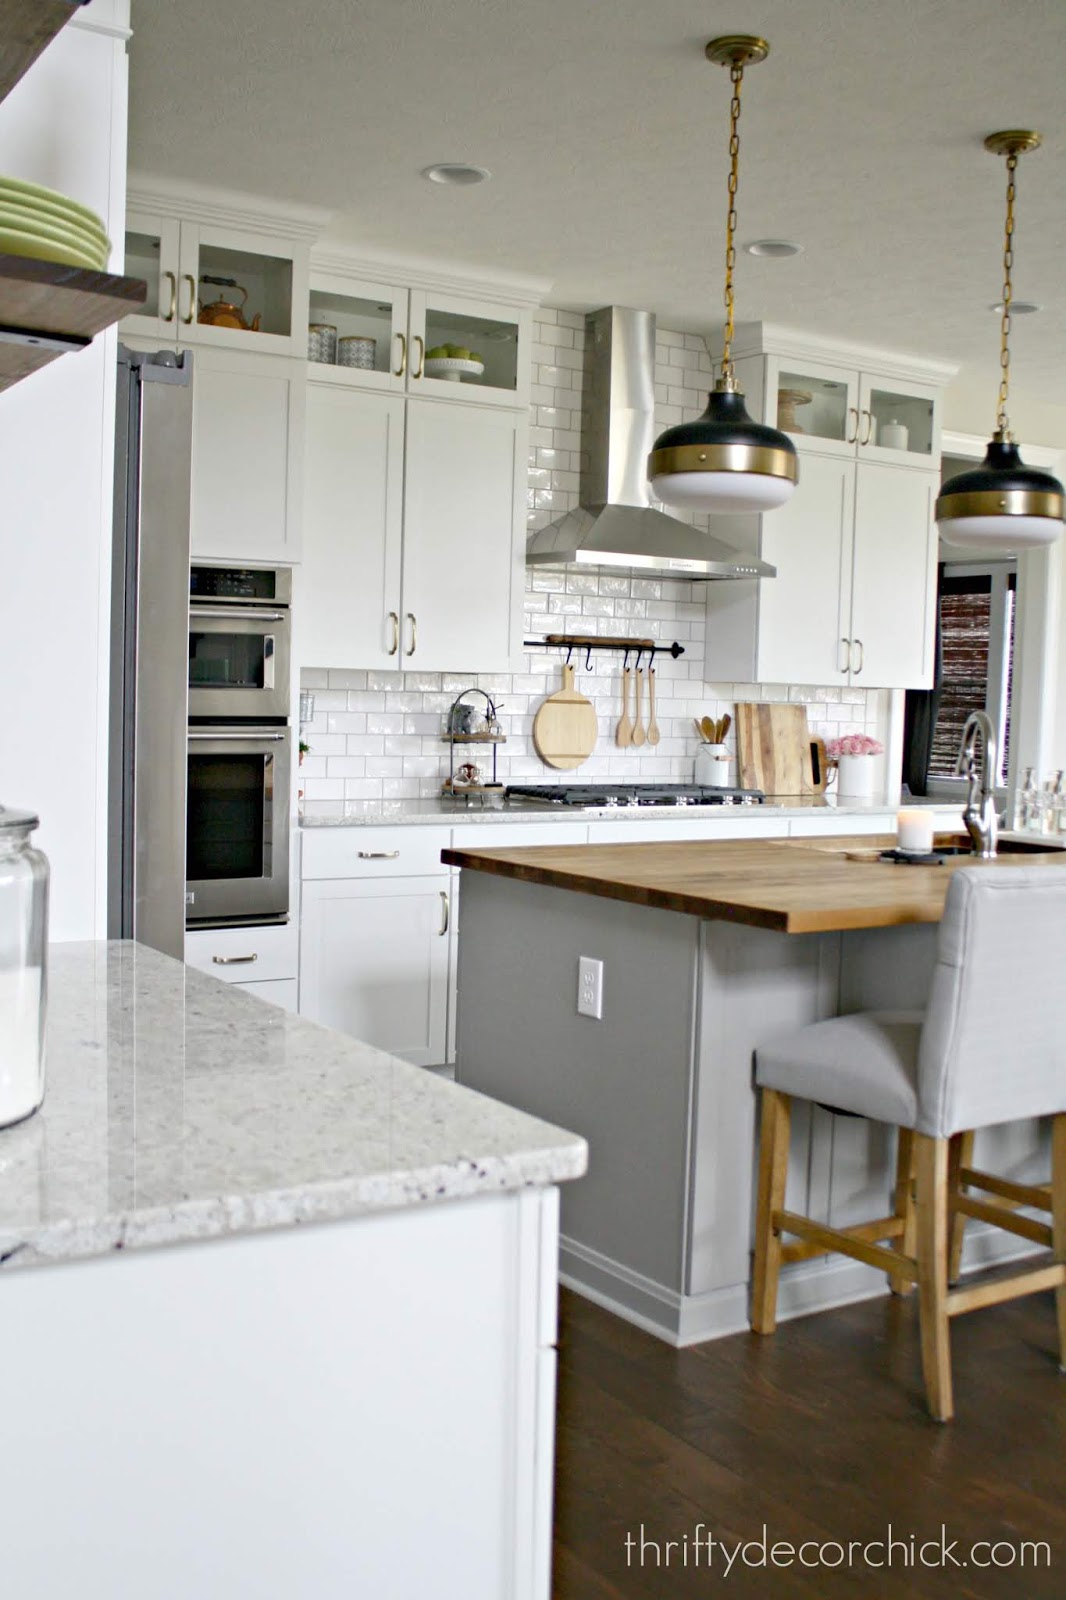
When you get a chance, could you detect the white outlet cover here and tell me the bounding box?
[577,956,604,1020]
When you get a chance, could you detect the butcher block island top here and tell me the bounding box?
[442,833,1066,934]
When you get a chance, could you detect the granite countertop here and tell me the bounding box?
[299,796,956,829]
[0,942,587,1275]
[442,833,1066,934]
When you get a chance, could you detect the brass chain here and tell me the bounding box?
[996,151,1017,437]
[721,61,744,383]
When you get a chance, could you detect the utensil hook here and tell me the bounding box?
[622,648,631,671]
[585,644,594,672]
[635,647,644,671]
[565,644,574,668]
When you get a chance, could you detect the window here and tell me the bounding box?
[928,563,1016,787]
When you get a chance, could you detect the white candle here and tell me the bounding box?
[897,807,934,855]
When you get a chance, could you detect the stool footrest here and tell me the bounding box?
[947,1261,1066,1318]
[953,1192,1053,1248]
[776,1211,915,1278]
[958,1166,1051,1212]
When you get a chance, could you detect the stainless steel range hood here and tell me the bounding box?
[526,306,776,581]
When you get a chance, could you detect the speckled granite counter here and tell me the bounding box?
[299,796,954,828]
[0,941,587,1274]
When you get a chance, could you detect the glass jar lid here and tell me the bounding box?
[0,804,39,834]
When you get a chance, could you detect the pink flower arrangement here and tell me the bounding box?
[826,733,883,759]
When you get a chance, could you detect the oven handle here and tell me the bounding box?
[187,731,288,742]
[189,607,288,622]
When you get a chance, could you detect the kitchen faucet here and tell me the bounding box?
[956,711,1000,858]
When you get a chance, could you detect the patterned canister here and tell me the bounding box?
[308,324,337,363]
[338,335,376,370]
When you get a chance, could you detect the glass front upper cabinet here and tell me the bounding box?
[769,361,859,456]
[306,276,409,392]
[860,376,939,462]
[408,290,529,406]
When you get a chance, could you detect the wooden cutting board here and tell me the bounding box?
[533,665,598,770]
[735,702,824,796]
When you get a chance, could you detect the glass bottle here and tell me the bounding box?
[1012,766,1036,833]
[0,805,49,1129]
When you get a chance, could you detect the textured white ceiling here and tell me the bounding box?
[127,0,1066,405]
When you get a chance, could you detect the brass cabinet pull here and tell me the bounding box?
[860,409,873,446]
[358,850,400,860]
[212,952,258,965]
[852,638,865,675]
[393,332,407,377]
[411,334,425,379]
[405,613,417,657]
[182,273,196,325]
[839,637,851,675]
[387,611,400,656]
[846,407,859,444]
[439,890,450,937]
[162,270,177,323]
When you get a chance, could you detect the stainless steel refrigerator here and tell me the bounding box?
[108,347,193,959]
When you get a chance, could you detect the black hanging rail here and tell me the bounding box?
[523,633,685,670]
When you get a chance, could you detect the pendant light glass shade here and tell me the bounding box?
[935,129,1064,551]
[937,436,1064,550]
[648,383,798,513]
[648,36,799,517]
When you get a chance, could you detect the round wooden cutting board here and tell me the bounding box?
[533,664,599,770]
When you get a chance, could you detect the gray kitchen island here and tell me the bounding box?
[446,834,1059,1345]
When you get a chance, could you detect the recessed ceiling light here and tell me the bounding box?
[744,239,804,258]
[421,163,491,187]
[989,299,1040,314]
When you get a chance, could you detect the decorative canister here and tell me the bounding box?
[307,323,337,364]
[694,744,731,787]
[337,335,376,370]
[0,805,49,1129]
[880,418,909,451]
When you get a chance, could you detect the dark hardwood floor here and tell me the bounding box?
[552,1287,1065,1598]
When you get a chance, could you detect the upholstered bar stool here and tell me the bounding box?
[750,865,1066,1422]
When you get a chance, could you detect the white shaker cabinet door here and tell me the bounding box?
[299,383,405,668]
[400,398,526,673]
[300,877,450,1068]
[755,451,855,687]
[189,348,305,563]
[850,463,938,689]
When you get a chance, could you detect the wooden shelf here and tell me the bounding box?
[0,0,87,106]
[0,254,147,393]
[441,732,507,745]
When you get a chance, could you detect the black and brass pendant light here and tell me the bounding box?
[647,36,798,515]
[936,131,1063,549]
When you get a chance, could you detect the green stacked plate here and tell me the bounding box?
[0,176,110,270]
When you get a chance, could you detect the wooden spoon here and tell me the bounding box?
[616,667,633,747]
[632,667,646,746]
[701,716,717,742]
[719,711,732,743]
[647,667,660,746]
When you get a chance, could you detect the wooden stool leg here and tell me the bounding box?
[890,1126,917,1295]
[751,1089,791,1335]
[948,1130,974,1284]
[1053,1114,1066,1374]
[915,1133,954,1422]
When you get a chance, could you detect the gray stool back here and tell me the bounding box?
[918,865,1066,1138]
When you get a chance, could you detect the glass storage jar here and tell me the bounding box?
[0,805,49,1128]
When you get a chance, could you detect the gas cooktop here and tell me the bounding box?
[504,783,765,809]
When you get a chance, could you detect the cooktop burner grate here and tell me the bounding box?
[504,783,765,808]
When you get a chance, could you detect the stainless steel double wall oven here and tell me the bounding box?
[186,564,292,927]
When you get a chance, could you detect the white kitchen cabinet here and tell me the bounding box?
[299,385,527,672]
[123,209,310,357]
[189,347,305,563]
[300,875,451,1067]
[307,269,532,408]
[704,324,953,691]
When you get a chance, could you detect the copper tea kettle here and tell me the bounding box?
[197,275,261,332]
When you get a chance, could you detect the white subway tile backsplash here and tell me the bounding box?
[301,312,888,798]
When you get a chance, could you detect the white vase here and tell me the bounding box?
[694,744,731,787]
[835,753,876,801]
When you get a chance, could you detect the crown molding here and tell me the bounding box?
[942,429,1063,469]
[310,246,551,309]
[732,320,959,386]
[72,0,131,40]
[127,172,330,243]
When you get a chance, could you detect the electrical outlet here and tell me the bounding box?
[577,956,604,1020]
